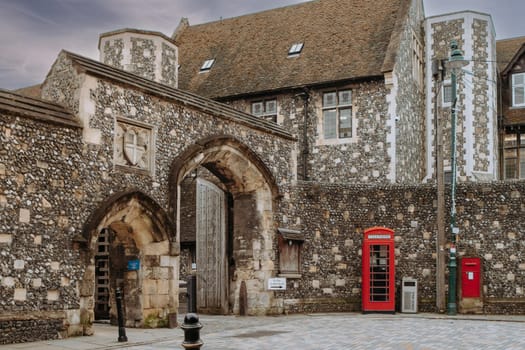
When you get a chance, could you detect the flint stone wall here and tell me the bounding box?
[0,318,65,344]
[0,111,85,343]
[224,80,394,184]
[392,0,426,184]
[276,181,525,314]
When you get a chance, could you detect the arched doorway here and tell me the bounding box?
[170,135,280,315]
[80,190,175,332]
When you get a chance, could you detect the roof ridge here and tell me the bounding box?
[497,35,525,43]
[185,0,317,29]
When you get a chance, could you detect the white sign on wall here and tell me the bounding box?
[268,277,287,290]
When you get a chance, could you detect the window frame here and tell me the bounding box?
[512,72,525,107]
[200,58,215,72]
[412,31,424,88]
[288,42,304,57]
[442,80,452,107]
[503,132,525,180]
[251,98,278,123]
[320,89,354,143]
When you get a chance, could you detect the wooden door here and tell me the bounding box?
[196,179,227,314]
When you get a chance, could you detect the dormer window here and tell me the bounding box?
[288,43,304,56]
[200,59,215,72]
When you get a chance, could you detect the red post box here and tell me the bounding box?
[460,257,481,298]
[362,227,395,313]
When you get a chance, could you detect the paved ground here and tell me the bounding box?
[3,313,525,350]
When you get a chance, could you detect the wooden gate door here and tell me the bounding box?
[196,179,227,314]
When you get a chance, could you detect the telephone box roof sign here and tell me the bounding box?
[364,227,394,239]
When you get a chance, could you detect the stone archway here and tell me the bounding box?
[79,190,176,333]
[170,135,280,315]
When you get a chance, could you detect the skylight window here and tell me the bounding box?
[200,59,215,72]
[288,43,304,56]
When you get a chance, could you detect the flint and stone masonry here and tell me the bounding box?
[1,3,524,347]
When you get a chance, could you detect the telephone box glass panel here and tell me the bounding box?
[369,244,390,302]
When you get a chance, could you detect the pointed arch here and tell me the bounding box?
[82,188,174,244]
[168,134,280,217]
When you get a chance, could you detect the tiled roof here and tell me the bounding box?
[0,89,79,128]
[62,51,294,140]
[496,36,525,74]
[14,84,42,99]
[174,0,409,99]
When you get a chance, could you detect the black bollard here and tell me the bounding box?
[187,275,197,313]
[181,313,203,349]
[115,287,128,342]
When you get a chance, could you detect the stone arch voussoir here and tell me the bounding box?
[168,134,280,217]
[82,188,174,246]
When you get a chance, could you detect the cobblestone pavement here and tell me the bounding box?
[4,313,525,350]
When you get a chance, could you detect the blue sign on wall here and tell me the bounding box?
[127,259,140,271]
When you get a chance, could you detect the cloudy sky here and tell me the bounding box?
[1,0,524,90]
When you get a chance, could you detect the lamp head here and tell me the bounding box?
[447,40,468,72]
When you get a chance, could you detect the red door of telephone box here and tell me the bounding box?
[362,227,395,313]
[461,257,481,298]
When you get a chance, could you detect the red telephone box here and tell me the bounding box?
[461,257,481,298]
[362,227,395,313]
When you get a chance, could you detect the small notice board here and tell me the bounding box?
[127,259,140,271]
[268,277,287,290]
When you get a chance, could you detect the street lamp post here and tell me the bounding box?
[446,40,468,315]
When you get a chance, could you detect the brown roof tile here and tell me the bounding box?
[14,84,42,99]
[496,36,525,73]
[175,0,408,99]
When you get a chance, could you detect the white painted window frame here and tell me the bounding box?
[512,72,525,107]
[442,80,452,107]
[251,98,278,122]
[317,89,357,145]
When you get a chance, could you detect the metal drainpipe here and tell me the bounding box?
[301,88,310,181]
[497,72,504,179]
[433,59,446,312]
